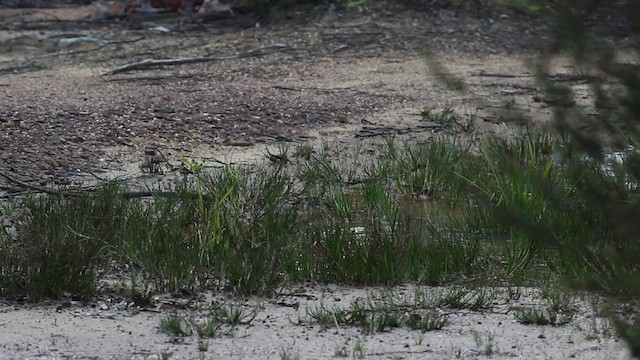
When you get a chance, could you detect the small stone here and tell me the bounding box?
[224,138,254,147]
[116,301,128,311]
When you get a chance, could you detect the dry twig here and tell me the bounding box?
[102,43,291,76]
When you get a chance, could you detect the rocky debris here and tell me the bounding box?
[92,0,217,19]
[0,0,91,7]
[198,0,233,15]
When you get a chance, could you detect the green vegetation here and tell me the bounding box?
[417,0,639,352]
[160,314,193,337]
[0,129,637,300]
[471,330,496,356]
[490,0,639,353]
[279,348,300,360]
[513,307,574,326]
[494,0,541,13]
[159,304,256,338]
[303,288,452,333]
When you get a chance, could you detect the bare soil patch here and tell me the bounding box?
[0,3,553,186]
[0,284,630,359]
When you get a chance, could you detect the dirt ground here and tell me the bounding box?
[0,2,634,359]
[0,284,631,359]
[0,2,560,185]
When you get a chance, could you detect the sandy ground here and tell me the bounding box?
[0,3,635,359]
[0,284,631,359]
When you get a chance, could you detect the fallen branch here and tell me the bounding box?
[273,85,353,92]
[472,71,606,84]
[36,36,145,59]
[0,170,71,196]
[355,124,443,138]
[102,43,291,76]
[471,71,532,78]
[0,170,176,199]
